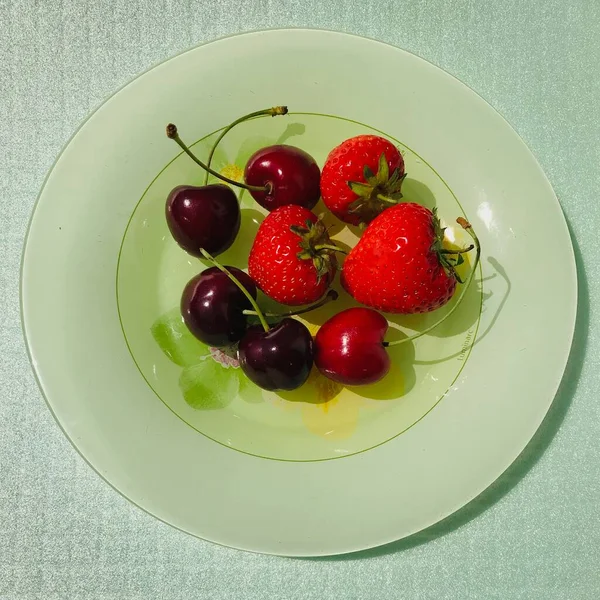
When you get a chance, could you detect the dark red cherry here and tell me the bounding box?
[314,307,390,385]
[244,145,321,211]
[166,184,240,257]
[181,266,257,347]
[238,318,314,391]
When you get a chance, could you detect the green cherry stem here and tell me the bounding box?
[204,106,288,185]
[166,123,268,193]
[244,290,339,318]
[199,248,270,333]
[383,218,481,347]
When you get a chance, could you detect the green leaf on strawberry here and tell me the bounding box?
[321,135,406,225]
[290,214,340,282]
[375,152,390,186]
[248,205,339,305]
[347,152,406,219]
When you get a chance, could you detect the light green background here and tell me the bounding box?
[1,1,597,598]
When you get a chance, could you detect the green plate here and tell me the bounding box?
[21,29,576,555]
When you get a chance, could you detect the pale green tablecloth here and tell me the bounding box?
[1,1,598,598]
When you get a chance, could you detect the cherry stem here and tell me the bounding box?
[314,244,348,255]
[199,249,270,333]
[204,106,288,185]
[383,219,481,347]
[243,289,339,318]
[166,124,268,193]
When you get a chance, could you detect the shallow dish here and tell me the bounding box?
[21,29,576,556]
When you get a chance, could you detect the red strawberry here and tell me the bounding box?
[248,205,338,306]
[320,135,406,226]
[341,203,474,314]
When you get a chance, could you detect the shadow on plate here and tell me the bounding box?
[350,339,416,401]
[401,178,437,211]
[411,257,509,364]
[307,219,587,561]
[218,208,264,269]
[277,122,306,145]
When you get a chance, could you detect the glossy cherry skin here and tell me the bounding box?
[166,184,240,257]
[238,318,314,391]
[314,307,390,385]
[181,266,257,347]
[244,145,321,211]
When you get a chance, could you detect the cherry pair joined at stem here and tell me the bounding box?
[197,249,316,392]
[165,107,321,259]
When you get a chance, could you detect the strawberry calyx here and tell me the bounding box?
[431,207,475,284]
[290,216,342,281]
[347,152,406,223]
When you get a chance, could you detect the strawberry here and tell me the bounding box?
[341,203,474,314]
[320,135,406,226]
[248,205,338,306]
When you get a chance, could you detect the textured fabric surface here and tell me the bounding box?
[1,1,599,598]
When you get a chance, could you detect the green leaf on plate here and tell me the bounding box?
[179,361,239,410]
[151,307,210,367]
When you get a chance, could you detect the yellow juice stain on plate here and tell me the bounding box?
[220,164,244,182]
[301,395,362,439]
[298,369,359,439]
[275,368,343,406]
[265,300,409,438]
